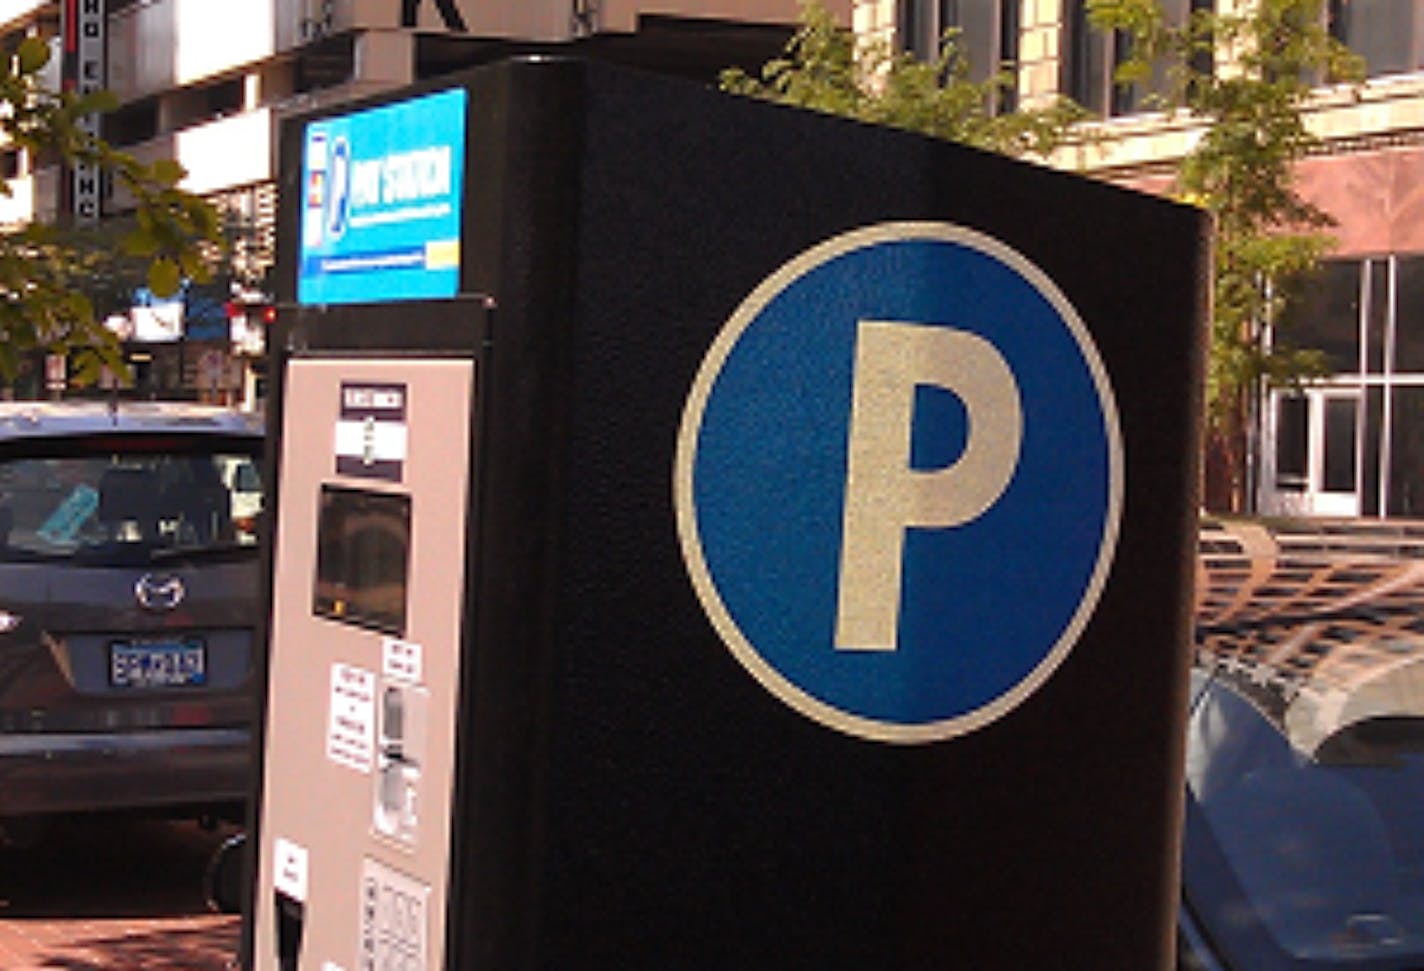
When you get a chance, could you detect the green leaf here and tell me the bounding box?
[148,257,182,298]
[120,228,161,258]
[63,291,93,323]
[71,88,118,117]
[16,36,49,75]
[150,158,187,186]
[179,247,212,284]
[70,350,104,387]
[721,0,1077,159]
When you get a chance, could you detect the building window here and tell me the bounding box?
[296,35,355,94]
[1261,253,1424,517]
[1275,394,1309,491]
[1062,0,1211,116]
[1062,0,1132,114]
[1391,255,1424,371]
[205,77,245,119]
[103,97,159,148]
[901,0,1021,108]
[1367,259,1389,373]
[1330,0,1421,78]
[1277,259,1364,371]
[1323,395,1360,492]
[1390,387,1424,516]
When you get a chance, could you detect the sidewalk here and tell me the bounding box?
[0,913,239,971]
[0,817,242,971]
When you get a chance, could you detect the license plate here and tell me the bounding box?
[109,638,207,688]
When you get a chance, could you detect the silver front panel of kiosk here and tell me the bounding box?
[254,356,475,971]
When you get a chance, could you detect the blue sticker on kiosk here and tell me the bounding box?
[674,223,1123,745]
[298,88,467,305]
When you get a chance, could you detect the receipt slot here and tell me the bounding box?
[246,57,1208,969]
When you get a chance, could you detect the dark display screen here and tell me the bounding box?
[313,485,411,635]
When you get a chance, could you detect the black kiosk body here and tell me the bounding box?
[248,56,1208,971]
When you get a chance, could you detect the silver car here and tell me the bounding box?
[0,401,263,840]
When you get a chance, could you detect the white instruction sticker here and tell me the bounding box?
[273,837,309,902]
[359,858,430,971]
[327,663,376,773]
[382,638,423,686]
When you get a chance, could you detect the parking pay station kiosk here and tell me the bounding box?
[247,57,1208,970]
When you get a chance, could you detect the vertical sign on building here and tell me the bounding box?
[62,0,105,222]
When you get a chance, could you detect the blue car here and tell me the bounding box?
[1183,520,1424,968]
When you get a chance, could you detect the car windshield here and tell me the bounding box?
[0,442,264,564]
[1187,520,1424,969]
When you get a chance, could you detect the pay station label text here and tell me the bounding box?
[337,382,408,482]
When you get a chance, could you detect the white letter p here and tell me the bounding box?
[835,321,1022,652]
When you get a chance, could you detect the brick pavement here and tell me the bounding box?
[0,912,239,971]
[0,817,243,971]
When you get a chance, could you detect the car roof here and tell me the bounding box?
[0,401,263,440]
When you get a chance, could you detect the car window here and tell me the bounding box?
[0,444,264,562]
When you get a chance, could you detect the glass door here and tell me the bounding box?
[1316,391,1361,516]
[1262,388,1362,517]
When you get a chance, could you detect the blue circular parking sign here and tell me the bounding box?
[674,223,1123,744]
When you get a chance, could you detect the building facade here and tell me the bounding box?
[0,0,844,403]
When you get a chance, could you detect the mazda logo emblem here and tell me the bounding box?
[135,573,186,611]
